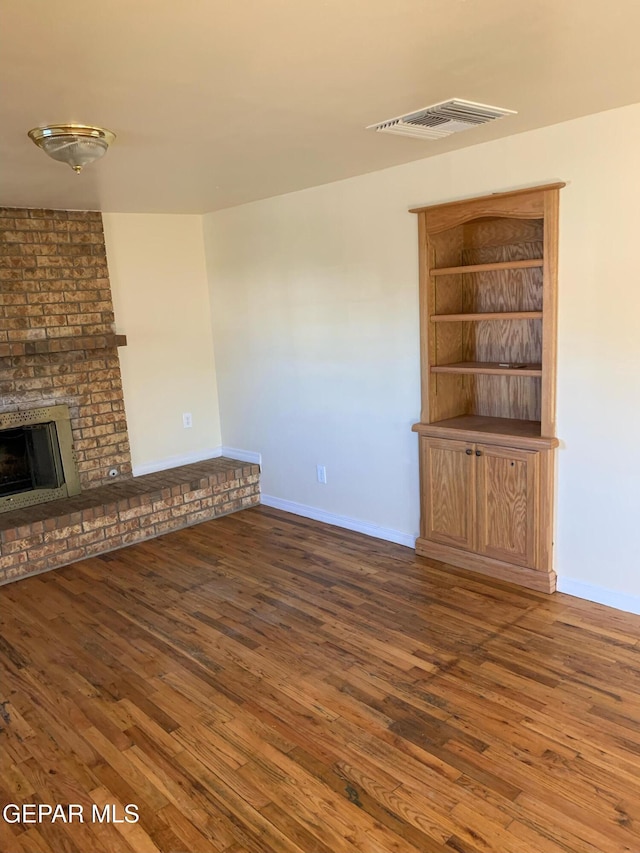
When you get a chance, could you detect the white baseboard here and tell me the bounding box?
[133,446,222,476]
[261,494,416,548]
[221,446,262,466]
[133,446,261,477]
[557,577,640,616]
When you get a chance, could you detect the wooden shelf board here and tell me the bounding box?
[431,259,543,276]
[412,415,558,449]
[0,333,127,359]
[432,362,542,377]
[431,311,543,322]
[430,415,542,437]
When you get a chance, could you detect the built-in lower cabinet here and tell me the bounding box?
[475,443,539,568]
[421,438,475,551]
[417,433,555,592]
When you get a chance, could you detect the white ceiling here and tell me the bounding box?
[2,0,640,214]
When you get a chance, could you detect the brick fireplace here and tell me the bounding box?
[0,207,131,487]
[0,207,260,583]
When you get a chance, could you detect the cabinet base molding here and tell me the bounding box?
[415,537,556,594]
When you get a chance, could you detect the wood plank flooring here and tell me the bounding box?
[1,505,640,853]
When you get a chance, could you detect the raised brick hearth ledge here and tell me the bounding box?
[0,457,260,584]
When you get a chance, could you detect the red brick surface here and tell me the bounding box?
[0,459,261,584]
[0,207,132,488]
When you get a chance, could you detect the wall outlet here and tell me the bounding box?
[182,412,193,429]
[316,464,327,484]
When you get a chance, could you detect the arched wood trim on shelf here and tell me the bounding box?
[409,182,566,234]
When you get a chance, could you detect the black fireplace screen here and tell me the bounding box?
[0,422,64,498]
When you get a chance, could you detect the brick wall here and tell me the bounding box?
[0,207,132,488]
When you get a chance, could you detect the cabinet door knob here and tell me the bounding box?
[465,448,473,455]
[475,450,482,457]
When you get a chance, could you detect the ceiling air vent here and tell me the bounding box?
[367,99,516,140]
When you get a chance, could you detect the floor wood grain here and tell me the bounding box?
[1,505,640,852]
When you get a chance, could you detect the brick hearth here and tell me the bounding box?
[0,458,260,584]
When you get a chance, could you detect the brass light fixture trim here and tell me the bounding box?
[27,123,116,173]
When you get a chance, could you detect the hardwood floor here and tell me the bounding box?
[1,505,640,853]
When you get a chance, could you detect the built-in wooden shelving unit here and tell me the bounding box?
[410,182,563,594]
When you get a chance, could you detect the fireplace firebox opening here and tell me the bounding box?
[0,405,81,513]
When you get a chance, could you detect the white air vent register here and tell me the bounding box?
[368,99,516,140]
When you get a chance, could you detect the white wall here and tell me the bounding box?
[204,102,640,605]
[205,178,421,544]
[103,214,222,473]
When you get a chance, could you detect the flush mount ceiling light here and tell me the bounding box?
[27,123,115,173]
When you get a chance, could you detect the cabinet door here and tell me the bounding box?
[475,444,538,568]
[420,437,475,551]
